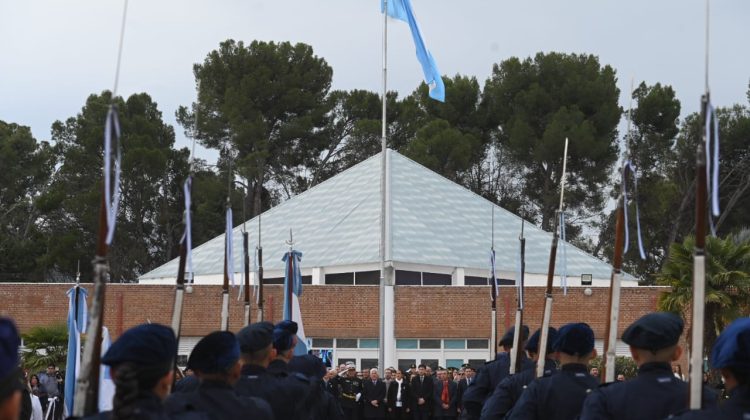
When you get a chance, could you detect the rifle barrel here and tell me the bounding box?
[603,198,626,383]
[689,94,709,409]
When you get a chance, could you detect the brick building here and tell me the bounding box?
[0,282,669,371]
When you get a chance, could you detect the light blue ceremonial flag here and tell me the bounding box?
[381,0,445,102]
[282,250,308,356]
[64,286,88,418]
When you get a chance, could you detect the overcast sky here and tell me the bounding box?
[1,0,748,163]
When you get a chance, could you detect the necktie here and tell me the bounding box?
[441,380,450,404]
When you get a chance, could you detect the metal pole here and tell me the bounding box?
[378,0,388,374]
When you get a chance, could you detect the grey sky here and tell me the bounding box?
[1,0,748,163]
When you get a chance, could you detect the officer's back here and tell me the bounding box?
[580,312,717,420]
[164,331,273,420]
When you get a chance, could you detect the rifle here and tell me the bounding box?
[221,197,231,331]
[510,221,525,374]
[536,138,569,378]
[72,112,117,417]
[243,228,251,326]
[256,213,264,322]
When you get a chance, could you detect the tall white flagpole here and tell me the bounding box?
[378,0,388,374]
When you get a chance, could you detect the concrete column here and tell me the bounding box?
[312,267,324,285]
[384,283,396,369]
[454,267,465,286]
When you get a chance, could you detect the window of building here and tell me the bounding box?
[444,339,466,349]
[497,278,515,286]
[312,338,334,348]
[464,276,488,286]
[361,358,379,370]
[338,358,355,368]
[467,339,489,349]
[325,272,354,285]
[421,359,439,370]
[359,339,379,349]
[176,355,188,367]
[395,270,421,285]
[446,359,464,369]
[301,275,312,284]
[337,338,358,348]
[422,272,451,285]
[355,271,380,285]
[398,359,416,372]
[419,339,441,349]
[468,359,487,368]
[264,277,284,285]
[396,339,418,349]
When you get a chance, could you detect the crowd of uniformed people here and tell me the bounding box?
[0,312,748,419]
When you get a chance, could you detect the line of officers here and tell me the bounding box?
[0,312,748,419]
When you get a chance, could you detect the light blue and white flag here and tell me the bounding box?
[98,327,115,411]
[381,0,445,102]
[282,250,308,356]
[63,286,88,418]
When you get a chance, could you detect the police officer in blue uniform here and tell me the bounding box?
[288,354,345,420]
[480,327,558,420]
[235,321,295,420]
[580,312,718,420]
[164,331,273,420]
[267,320,298,378]
[85,323,179,420]
[508,323,598,420]
[0,318,23,420]
[461,325,532,419]
[674,317,750,419]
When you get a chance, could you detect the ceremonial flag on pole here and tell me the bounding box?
[381,0,445,102]
[98,327,115,411]
[63,286,88,418]
[282,249,308,356]
[489,249,498,302]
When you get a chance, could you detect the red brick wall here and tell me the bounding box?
[0,283,667,341]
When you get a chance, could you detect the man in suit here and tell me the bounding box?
[411,364,433,420]
[456,363,474,413]
[433,368,459,419]
[362,368,387,420]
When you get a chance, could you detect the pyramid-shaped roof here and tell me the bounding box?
[140,150,621,281]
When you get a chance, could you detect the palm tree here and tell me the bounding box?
[657,233,750,357]
[21,324,68,373]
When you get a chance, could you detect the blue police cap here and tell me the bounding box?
[0,318,22,400]
[621,312,684,352]
[499,325,530,347]
[237,321,274,353]
[102,323,177,367]
[553,323,595,356]
[710,317,750,372]
[288,354,326,380]
[273,320,298,352]
[526,327,558,354]
[187,331,240,374]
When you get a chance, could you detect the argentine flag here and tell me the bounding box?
[282,250,308,355]
[381,0,445,102]
[64,286,87,418]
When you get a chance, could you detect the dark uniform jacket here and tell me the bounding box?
[332,374,364,410]
[579,362,718,420]
[507,363,597,420]
[433,379,459,418]
[386,379,411,412]
[84,393,173,420]
[480,358,557,420]
[362,378,387,418]
[164,379,273,420]
[267,358,290,378]
[674,384,750,419]
[410,375,434,413]
[235,364,294,420]
[461,352,534,419]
